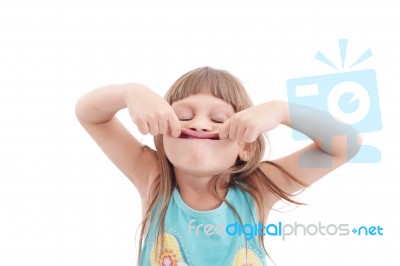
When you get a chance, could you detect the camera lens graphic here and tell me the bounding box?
[327,81,371,125]
[286,40,382,163]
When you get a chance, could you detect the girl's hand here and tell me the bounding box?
[125,87,181,137]
[219,101,287,144]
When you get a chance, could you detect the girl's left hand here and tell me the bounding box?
[219,101,287,144]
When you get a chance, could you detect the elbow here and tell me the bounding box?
[330,132,362,164]
[74,97,85,122]
[75,95,95,124]
[347,133,362,161]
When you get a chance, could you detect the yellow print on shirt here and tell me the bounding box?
[150,233,188,266]
[150,234,263,266]
[232,248,263,266]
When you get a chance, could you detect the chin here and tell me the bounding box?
[169,151,233,175]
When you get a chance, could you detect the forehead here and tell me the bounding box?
[171,93,234,112]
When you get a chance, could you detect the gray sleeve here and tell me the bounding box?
[288,102,361,166]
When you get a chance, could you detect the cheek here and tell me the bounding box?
[162,136,176,161]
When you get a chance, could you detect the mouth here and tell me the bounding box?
[178,129,220,140]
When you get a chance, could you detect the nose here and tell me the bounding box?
[186,116,213,132]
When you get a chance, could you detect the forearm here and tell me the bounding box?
[75,83,148,124]
[276,100,361,158]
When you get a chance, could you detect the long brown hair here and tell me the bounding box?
[137,66,307,264]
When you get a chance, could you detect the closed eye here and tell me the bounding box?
[211,119,224,124]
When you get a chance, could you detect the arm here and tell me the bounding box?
[264,101,361,198]
[220,100,361,203]
[75,83,181,198]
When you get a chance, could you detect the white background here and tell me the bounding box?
[1,0,399,265]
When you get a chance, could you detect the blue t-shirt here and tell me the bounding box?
[139,187,267,266]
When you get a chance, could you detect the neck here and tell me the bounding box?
[174,168,229,211]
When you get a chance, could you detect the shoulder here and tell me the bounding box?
[242,161,307,220]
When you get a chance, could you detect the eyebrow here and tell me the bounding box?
[211,106,234,116]
[173,98,233,109]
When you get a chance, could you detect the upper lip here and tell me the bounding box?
[179,128,220,140]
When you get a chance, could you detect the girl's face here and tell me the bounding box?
[163,93,243,177]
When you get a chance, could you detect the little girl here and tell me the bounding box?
[75,66,360,265]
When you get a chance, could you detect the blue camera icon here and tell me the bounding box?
[287,69,382,163]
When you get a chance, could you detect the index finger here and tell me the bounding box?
[167,113,181,138]
[219,118,231,140]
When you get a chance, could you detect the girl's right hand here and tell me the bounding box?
[125,86,181,137]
